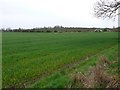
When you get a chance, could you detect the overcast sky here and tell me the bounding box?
[0,0,118,29]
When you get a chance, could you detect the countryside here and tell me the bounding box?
[2,30,119,88]
[1,0,120,89]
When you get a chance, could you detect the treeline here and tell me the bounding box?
[0,25,118,32]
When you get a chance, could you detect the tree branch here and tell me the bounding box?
[94,0,120,19]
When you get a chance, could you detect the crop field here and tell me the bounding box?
[2,32,118,88]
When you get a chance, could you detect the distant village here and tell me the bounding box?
[0,25,119,32]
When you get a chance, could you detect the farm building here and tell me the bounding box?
[94,29,103,32]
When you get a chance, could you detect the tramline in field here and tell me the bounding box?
[2,32,118,88]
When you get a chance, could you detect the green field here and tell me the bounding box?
[2,32,118,88]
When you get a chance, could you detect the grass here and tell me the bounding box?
[30,45,118,88]
[2,32,118,88]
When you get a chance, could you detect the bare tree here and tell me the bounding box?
[94,0,120,19]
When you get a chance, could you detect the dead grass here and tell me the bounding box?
[67,55,119,88]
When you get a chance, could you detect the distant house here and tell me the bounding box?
[94,29,103,32]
